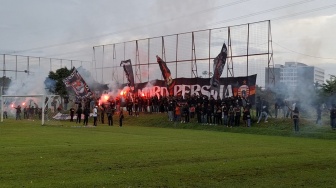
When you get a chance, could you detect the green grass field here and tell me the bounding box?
[1,113,336,187]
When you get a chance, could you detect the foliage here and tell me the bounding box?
[320,75,336,105]
[0,76,12,94]
[45,67,72,97]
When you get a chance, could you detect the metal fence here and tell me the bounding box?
[0,54,91,79]
[93,20,274,88]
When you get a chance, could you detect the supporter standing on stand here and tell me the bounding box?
[183,103,190,123]
[222,103,228,126]
[257,102,269,124]
[76,104,82,124]
[100,105,105,124]
[175,104,181,123]
[134,97,139,117]
[216,105,222,125]
[195,103,202,123]
[190,104,195,120]
[167,101,174,121]
[206,105,212,125]
[93,106,98,126]
[23,106,28,119]
[287,105,300,133]
[256,96,261,118]
[119,110,124,127]
[127,98,133,116]
[209,95,215,124]
[228,105,235,127]
[234,105,241,126]
[201,104,207,124]
[14,105,22,120]
[106,106,113,126]
[83,106,90,126]
[274,100,279,118]
[3,110,8,119]
[69,107,75,122]
[243,107,251,127]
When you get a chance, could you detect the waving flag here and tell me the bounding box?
[210,43,227,89]
[156,55,175,96]
[63,68,93,100]
[120,59,135,88]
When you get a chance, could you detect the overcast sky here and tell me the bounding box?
[1,0,336,81]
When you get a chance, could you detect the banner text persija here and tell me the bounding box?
[129,74,257,102]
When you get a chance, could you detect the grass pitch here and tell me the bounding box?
[0,114,336,187]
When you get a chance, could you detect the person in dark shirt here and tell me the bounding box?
[201,104,207,124]
[234,105,241,126]
[23,106,28,119]
[119,110,124,127]
[215,105,222,125]
[195,103,202,123]
[287,105,300,132]
[228,105,235,128]
[100,105,105,124]
[134,97,139,117]
[190,104,195,119]
[76,106,83,124]
[106,105,114,126]
[69,107,75,122]
[167,101,174,121]
[206,105,212,125]
[3,111,8,119]
[243,107,251,127]
[222,103,228,126]
[14,105,22,120]
[83,106,90,126]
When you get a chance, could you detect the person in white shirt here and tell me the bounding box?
[93,106,98,126]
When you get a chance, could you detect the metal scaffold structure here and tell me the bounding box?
[93,20,274,88]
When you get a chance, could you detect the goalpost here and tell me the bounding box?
[1,94,60,125]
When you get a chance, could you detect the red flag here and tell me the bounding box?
[156,55,175,96]
[210,43,227,89]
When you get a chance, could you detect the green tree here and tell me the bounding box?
[0,76,12,95]
[46,67,72,97]
[320,75,336,104]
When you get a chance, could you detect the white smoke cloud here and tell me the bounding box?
[6,67,49,96]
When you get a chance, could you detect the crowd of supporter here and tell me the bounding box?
[22,105,43,119]
[6,92,336,130]
[9,103,43,120]
[84,94,254,127]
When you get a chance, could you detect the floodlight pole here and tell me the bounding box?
[1,87,3,122]
[42,95,45,125]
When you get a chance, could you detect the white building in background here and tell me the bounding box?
[265,62,325,89]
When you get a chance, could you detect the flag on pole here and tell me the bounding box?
[156,55,175,96]
[63,68,93,100]
[120,59,135,88]
[210,43,227,89]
